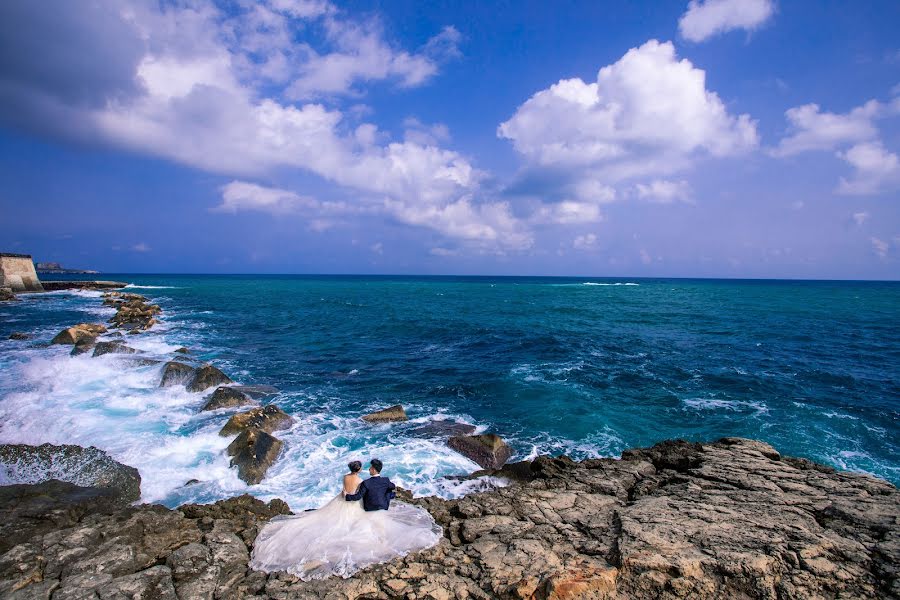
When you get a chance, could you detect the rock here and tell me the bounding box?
[70,338,97,356]
[219,405,294,437]
[448,433,512,469]
[95,565,178,600]
[410,420,477,438]
[184,479,201,486]
[226,430,284,485]
[174,347,190,354]
[0,287,15,301]
[51,323,108,345]
[8,332,29,340]
[362,404,408,423]
[92,341,140,357]
[0,443,141,503]
[159,361,195,387]
[201,387,254,412]
[187,364,233,393]
[230,385,279,399]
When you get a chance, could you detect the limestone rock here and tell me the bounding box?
[219,405,294,437]
[51,323,107,345]
[92,340,140,357]
[0,443,140,502]
[362,404,408,423]
[159,361,195,387]
[448,433,512,469]
[202,387,255,412]
[187,364,233,393]
[226,430,283,485]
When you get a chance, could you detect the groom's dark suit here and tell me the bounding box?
[345,475,396,511]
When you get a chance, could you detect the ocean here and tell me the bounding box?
[0,275,897,509]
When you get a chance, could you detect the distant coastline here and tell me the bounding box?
[34,261,99,275]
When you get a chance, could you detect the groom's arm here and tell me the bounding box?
[387,480,396,500]
[345,480,366,501]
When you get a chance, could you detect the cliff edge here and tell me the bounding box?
[0,437,897,599]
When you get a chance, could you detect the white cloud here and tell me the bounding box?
[836,142,900,195]
[852,211,870,226]
[633,180,693,203]
[771,101,882,157]
[132,242,151,252]
[371,242,383,255]
[213,181,316,215]
[498,40,757,204]
[871,237,889,259]
[573,233,598,250]
[679,0,775,43]
[531,201,605,225]
[403,117,451,146]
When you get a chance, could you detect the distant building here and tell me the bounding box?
[0,253,44,292]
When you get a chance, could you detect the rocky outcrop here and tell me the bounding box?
[226,430,284,485]
[1,438,897,599]
[448,433,513,469]
[202,386,255,411]
[8,332,29,340]
[362,404,408,423]
[159,360,196,387]
[219,406,294,437]
[39,280,127,291]
[188,364,234,392]
[105,292,161,332]
[411,420,477,438]
[50,323,107,345]
[0,443,140,503]
[92,340,140,357]
[0,287,15,301]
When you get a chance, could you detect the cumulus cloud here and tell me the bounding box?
[633,180,693,203]
[836,142,900,196]
[498,40,757,208]
[678,0,775,43]
[214,181,318,215]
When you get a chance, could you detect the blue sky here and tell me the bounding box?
[1,0,898,278]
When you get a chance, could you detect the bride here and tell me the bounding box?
[249,460,443,580]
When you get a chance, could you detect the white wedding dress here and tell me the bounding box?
[249,490,443,580]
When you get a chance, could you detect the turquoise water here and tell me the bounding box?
[1,275,898,507]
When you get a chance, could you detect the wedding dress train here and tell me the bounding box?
[249,493,443,580]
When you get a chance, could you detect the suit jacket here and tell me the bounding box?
[345,475,396,511]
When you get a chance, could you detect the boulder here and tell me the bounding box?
[174,347,190,354]
[8,332,29,340]
[187,364,232,393]
[201,387,254,412]
[448,433,512,469]
[0,286,15,301]
[159,361,196,387]
[410,420,477,438]
[219,405,294,437]
[362,404,408,423]
[51,323,108,345]
[0,443,141,502]
[92,340,140,357]
[229,385,279,399]
[70,338,97,356]
[226,429,283,485]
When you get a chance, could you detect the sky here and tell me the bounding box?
[0,0,898,278]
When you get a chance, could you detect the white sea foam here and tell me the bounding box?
[123,284,181,289]
[582,282,639,286]
[681,397,769,414]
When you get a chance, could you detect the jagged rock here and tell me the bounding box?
[410,420,477,438]
[0,287,15,301]
[95,565,178,599]
[8,332,29,340]
[362,404,408,423]
[0,443,141,503]
[51,323,107,345]
[448,433,512,469]
[92,340,140,357]
[187,364,233,393]
[230,385,279,399]
[219,405,294,437]
[174,347,190,354]
[226,430,283,485]
[159,361,195,387]
[202,387,255,412]
[70,338,96,356]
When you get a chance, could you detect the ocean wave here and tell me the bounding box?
[123,284,182,289]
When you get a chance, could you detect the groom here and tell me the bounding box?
[344,458,396,511]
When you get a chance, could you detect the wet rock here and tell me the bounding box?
[448,433,512,469]
[51,323,107,345]
[226,430,284,485]
[8,332,29,340]
[69,338,96,356]
[410,420,477,438]
[362,404,408,423]
[184,479,201,486]
[201,387,255,412]
[219,405,294,437]
[174,347,190,354]
[230,385,279,399]
[159,361,195,387]
[0,443,141,503]
[187,364,233,393]
[92,340,140,357]
[0,287,15,301]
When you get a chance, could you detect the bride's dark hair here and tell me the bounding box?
[348,461,362,473]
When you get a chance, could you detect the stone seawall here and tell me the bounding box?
[0,253,43,292]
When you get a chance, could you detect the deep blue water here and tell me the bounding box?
[1,275,898,508]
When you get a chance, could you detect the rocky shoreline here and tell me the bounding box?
[0,437,897,599]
